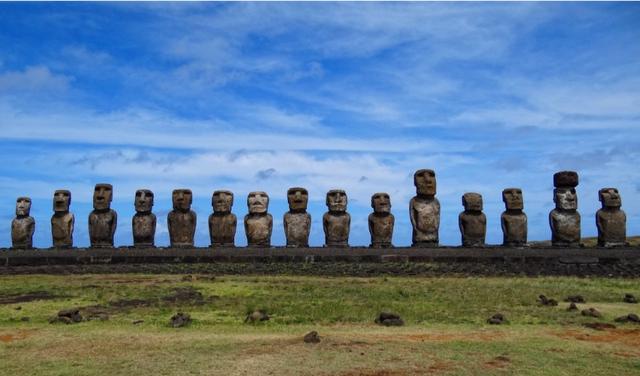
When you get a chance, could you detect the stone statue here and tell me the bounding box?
[409,169,440,247]
[132,189,156,247]
[11,197,35,248]
[501,188,527,246]
[168,189,196,247]
[459,192,486,247]
[549,171,580,247]
[283,187,311,247]
[368,192,394,248]
[209,190,237,247]
[51,189,74,248]
[244,191,272,247]
[596,188,627,247]
[323,189,350,247]
[89,183,117,248]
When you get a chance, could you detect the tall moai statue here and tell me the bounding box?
[323,189,350,247]
[409,169,440,247]
[596,188,627,247]
[549,171,580,247]
[209,190,237,247]
[168,189,196,247]
[283,187,311,247]
[368,192,394,248]
[501,188,527,246]
[51,190,74,248]
[245,191,272,247]
[11,197,35,249]
[132,189,156,247]
[458,192,486,247]
[89,183,117,248]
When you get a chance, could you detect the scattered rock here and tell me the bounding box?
[83,307,110,321]
[0,291,59,305]
[49,308,83,324]
[303,331,321,343]
[614,313,640,323]
[538,295,558,306]
[181,275,195,282]
[375,312,404,326]
[567,303,579,311]
[20,317,30,322]
[15,306,21,311]
[132,319,144,325]
[581,308,601,318]
[623,294,638,304]
[245,310,270,323]
[583,323,616,331]
[565,295,586,303]
[162,287,205,304]
[169,312,191,328]
[487,313,508,325]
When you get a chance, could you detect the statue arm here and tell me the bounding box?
[267,214,273,238]
[523,213,528,242]
[167,212,174,242]
[28,217,35,238]
[306,214,311,233]
[111,211,118,238]
[409,198,416,228]
[190,212,197,240]
[595,210,603,233]
[500,213,507,237]
[458,213,464,237]
[283,213,289,237]
[368,214,373,238]
[69,214,75,239]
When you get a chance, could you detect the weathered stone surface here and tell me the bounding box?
[501,188,527,246]
[169,312,191,328]
[487,313,507,325]
[368,192,394,248]
[89,184,117,248]
[459,193,486,247]
[375,312,404,326]
[624,294,638,304]
[209,190,237,247]
[303,331,321,343]
[244,191,272,247]
[410,169,440,247]
[581,307,601,318]
[323,189,350,247]
[168,189,196,247]
[132,189,156,247]
[283,187,311,247]
[245,309,270,323]
[538,295,558,306]
[596,188,627,247]
[11,197,35,249]
[550,171,580,247]
[51,190,74,248]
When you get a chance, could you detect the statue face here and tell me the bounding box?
[462,193,483,211]
[53,190,71,212]
[371,192,391,214]
[93,183,113,210]
[326,190,347,212]
[15,197,31,216]
[414,169,436,196]
[554,187,577,210]
[135,189,154,213]
[287,187,308,211]
[248,191,269,214]
[172,189,193,211]
[599,188,621,208]
[212,190,233,213]
[502,188,523,210]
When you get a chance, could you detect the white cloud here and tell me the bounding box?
[0,66,72,93]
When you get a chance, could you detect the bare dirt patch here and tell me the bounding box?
[484,355,511,369]
[337,368,426,376]
[0,291,60,304]
[0,330,33,343]
[374,331,503,343]
[555,328,640,347]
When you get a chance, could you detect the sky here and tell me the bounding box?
[0,2,639,248]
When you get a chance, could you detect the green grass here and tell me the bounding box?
[1,274,640,375]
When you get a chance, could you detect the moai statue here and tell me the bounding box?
[89,183,117,248]
[168,189,196,247]
[283,187,311,247]
[209,190,237,247]
[51,190,74,248]
[549,171,580,247]
[409,169,440,247]
[368,192,394,248]
[596,188,627,247]
[323,189,350,247]
[11,197,35,248]
[501,188,527,246]
[458,193,486,247]
[244,191,272,247]
[132,189,156,247]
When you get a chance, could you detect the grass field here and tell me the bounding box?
[1,274,640,375]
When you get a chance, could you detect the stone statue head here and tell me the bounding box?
[287,187,308,211]
[502,188,523,210]
[15,197,31,217]
[554,187,577,210]
[599,187,621,209]
[553,171,579,188]
[53,189,71,212]
[247,191,269,214]
[93,183,113,210]
[371,192,391,214]
[462,192,483,212]
[212,190,234,213]
[414,169,436,196]
[135,189,154,213]
[172,189,193,211]
[326,189,347,213]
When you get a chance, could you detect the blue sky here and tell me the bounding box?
[0,2,639,248]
